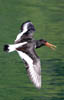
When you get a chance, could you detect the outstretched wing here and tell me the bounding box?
[17,50,41,89]
[15,21,35,43]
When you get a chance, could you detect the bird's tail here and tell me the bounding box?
[3,44,16,53]
[4,42,27,53]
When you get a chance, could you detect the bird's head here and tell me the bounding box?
[40,39,56,50]
[20,20,35,33]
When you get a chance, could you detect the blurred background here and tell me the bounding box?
[0,0,64,100]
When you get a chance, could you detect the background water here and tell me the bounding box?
[0,0,64,100]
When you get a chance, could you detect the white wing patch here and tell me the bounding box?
[17,50,33,67]
[17,50,41,88]
[15,22,31,42]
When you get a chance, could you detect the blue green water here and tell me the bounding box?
[0,0,64,100]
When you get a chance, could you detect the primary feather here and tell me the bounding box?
[17,50,41,88]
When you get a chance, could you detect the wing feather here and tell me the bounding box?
[17,50,41,88]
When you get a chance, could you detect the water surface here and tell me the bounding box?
[0,0,64,100]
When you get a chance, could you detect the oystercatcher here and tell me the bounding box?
[4,21,56,88]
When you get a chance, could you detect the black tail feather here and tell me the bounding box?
[4,45,9,52]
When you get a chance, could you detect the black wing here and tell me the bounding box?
[15,21,35,43]
[16,45,41,88]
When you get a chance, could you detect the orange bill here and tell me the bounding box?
[45,42,56,50]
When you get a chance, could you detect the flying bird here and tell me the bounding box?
[4,21,56,89]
